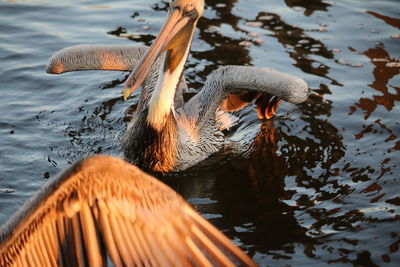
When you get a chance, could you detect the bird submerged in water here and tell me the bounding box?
[46,0,310,172]
[0,155,257,267]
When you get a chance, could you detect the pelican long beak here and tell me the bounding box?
[123,8,196,100]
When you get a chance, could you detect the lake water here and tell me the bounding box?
[0,0,399,265]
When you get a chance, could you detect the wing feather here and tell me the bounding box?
[25,247,36,266]
[142,224,171,266]
[31,235,42,266]
[37,242,47,265]
[190,224,235,267]
[123,220,144,266]
[97,200,123,267]
[55,216,67,265]
[42,224,57,266]
[185,66,309,125]
[185,206,256,266]
[108,212,132,265]
[162,218,193,266]
[129,221,151,266]
[71,215,86,267]
[185,236,213,267]
[0,155,256,267]
[46,45,148,74]
[46,45,188,109]
[46,219,59,265]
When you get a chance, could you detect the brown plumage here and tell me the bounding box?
[123,110,179,172]
[0,155,256,267]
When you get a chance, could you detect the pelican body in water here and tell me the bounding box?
[0,155,256,266]
[46,0,310,172]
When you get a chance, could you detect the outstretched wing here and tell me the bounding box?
[183,66,309,125]
[0,156,256,267]
[46,45,149,74]
[46,45,188,108]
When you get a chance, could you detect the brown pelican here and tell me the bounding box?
[46,0,309,172]
[0,155,256,267]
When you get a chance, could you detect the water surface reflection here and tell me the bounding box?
[0,0,399,265]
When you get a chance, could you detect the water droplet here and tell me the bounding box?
[385,62,400,68]
[372,58,389,62]
[1,188,14,193]
[292,6,305,12]
[245,21,263,28]
[349,63,364,68]
[298,39,310,44]
[248,32,260,38]
[259,15,273,21]
[240,41,251,47]
[253,38,265,44]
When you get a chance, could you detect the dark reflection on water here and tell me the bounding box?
[284,0,331,16]
[215,124,310,252]
[350,43,400,120]
[254,12,340,85]
[367,10,400,30]
[1,0,400,266]
[195,0,252,86]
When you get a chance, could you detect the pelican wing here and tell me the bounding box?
[46,45,188,108]
[46,45,149,74]
[0,156,256,267]
[184,66,309,123]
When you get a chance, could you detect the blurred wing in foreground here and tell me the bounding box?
[0,155,256,267]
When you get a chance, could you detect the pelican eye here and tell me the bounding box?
[186,3,195,12]
[184,2,198,19]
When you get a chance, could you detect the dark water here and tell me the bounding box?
[1,0,399,265]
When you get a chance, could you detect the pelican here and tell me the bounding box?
[0,155,256,267]
[46,0,309,172]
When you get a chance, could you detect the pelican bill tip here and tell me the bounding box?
[123,87,132,101]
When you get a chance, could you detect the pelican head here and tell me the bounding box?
[123,0,204,100]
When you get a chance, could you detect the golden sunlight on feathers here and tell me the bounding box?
[0,155,256,267]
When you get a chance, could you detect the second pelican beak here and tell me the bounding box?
[123,8,194,100]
